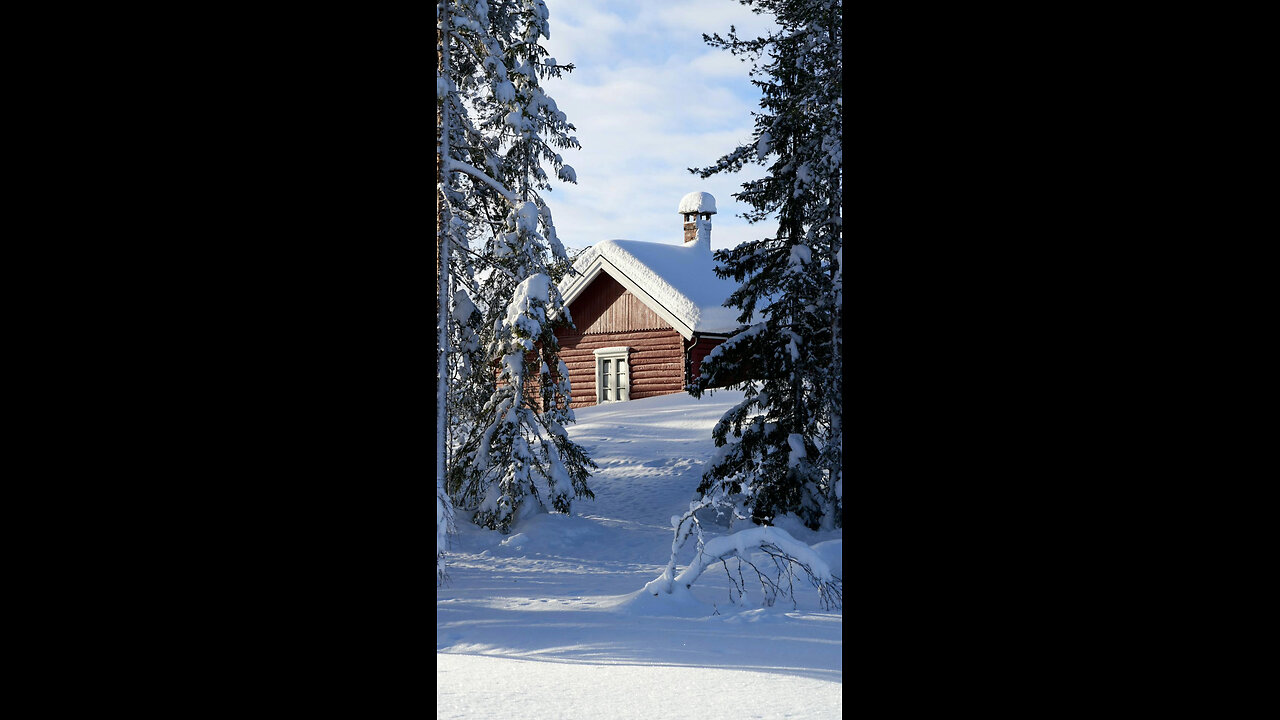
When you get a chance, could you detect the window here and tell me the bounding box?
[593,346,631,403]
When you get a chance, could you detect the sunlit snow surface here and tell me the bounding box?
[438,390,842,719]
[438,655,840,720]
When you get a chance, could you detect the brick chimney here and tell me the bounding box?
[678,191,716,249]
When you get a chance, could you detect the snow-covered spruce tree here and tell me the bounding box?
[439,0,513,568]
[439,0,595,534]
[686,0,842,531]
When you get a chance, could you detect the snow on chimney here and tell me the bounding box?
[679,191,716,250]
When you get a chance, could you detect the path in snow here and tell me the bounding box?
[437,390,842,718]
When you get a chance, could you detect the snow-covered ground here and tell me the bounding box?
[437,390,842,719]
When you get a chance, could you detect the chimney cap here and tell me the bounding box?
[678,191,717,215]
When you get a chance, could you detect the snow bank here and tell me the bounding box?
[500,533,530,549]
[485,512,611,559]
[607,586,713,618]
[809,540,843,581]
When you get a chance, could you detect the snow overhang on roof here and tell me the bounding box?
[556,239,744,341]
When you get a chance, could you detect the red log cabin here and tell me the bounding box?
[554,191,745,409]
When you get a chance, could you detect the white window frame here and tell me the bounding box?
[593,346,632,403]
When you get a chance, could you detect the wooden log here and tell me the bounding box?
[630,363,684,372]
[561,337,679,346]
[564,342,681,354]
[560,348,682,360]
[632,390,682,400]
[579,330,677,339]
[587,331,679,341]
[632,376,683,385]
[630,366,682,376]
[632,379,686,389]
[632,368,683,377]
[559,329,680,343]
[630,363,682,371]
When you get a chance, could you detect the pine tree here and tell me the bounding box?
[687,0,842,531]
[438,0,595,535]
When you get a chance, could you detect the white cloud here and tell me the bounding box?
[650,1,782,39]
[687,49,755,80]
[541,4,628,70]
[540,0,780,252]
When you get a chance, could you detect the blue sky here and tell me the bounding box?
[539,0,779,251]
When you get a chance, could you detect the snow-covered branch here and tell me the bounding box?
[444,159,517,203]
[644,495,840,611]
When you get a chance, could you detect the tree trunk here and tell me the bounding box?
[437,6,452,512]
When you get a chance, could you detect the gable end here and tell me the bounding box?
[559,255,695,340]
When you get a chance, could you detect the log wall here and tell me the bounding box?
[555,327,685,409]
[552,272,729,408]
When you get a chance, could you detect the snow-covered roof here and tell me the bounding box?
[677,191,717,215]
[558,239,744,339]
